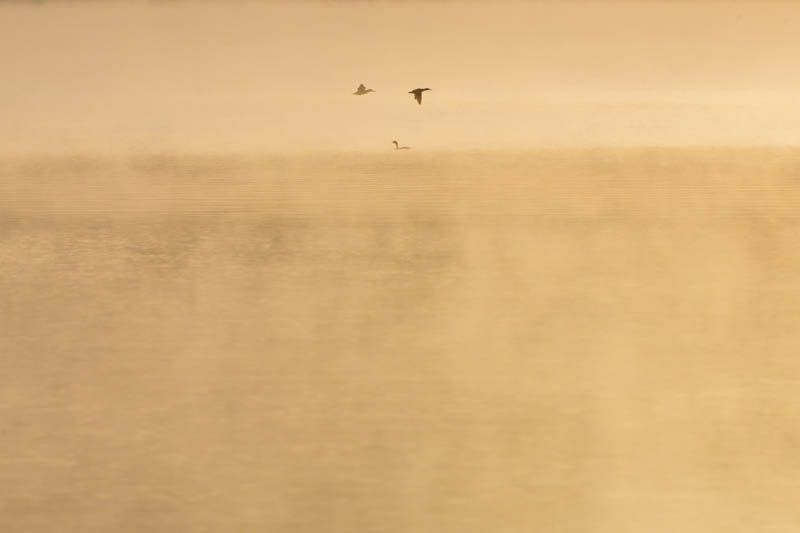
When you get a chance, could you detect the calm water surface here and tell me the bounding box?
[2,149,800,532]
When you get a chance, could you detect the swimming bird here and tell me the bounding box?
[409,88,431,105]
[392,141,410,150]
[353,83,375,95]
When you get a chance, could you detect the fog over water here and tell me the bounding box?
[3,2,800,533]
[3,1,800,152]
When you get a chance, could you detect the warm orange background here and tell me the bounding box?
[2,2,800,532]
[2,1,800,153]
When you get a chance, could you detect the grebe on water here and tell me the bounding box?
[392,141,411,150]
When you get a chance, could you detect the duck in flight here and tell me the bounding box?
[353,83,375,95]
[392,140,410,150]
[409,88,431,105]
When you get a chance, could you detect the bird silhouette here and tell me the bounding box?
[409,88,431,105]
[392,140,411,150]
[353,83,375,95]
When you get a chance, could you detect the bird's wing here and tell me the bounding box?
[358,84,366,91]
[414,92,422,104]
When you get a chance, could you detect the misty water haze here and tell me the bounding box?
[2,2,800,153]
[3,2,800,533]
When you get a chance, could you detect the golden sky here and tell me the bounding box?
[2,1,800,152]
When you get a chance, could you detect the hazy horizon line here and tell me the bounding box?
[4,144,800,159]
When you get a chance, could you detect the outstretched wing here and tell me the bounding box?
[414,91,422,105]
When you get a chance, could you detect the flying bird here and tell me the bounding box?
[392,140,411,150]
[409,88,431,105]
[353,83,375,95]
